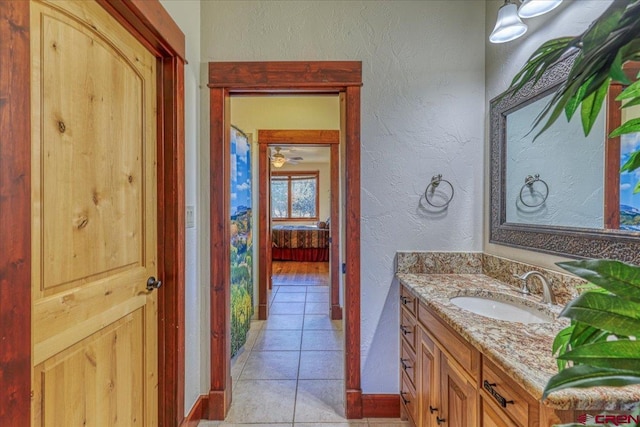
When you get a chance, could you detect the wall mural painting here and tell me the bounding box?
[230,125,253,357]
[620,130,640,231]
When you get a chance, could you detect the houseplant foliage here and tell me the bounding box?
[501,0,640,410]
[543,260,640,399]
[504,0,640,189]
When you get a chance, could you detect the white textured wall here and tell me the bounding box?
[484,0,614,270]
[203,0,486,392]
[158,0,204,417]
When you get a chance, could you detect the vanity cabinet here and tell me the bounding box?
[400,284,576,427]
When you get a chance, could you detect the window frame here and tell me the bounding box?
[270,170,320,222]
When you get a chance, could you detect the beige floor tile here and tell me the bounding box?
[302,330,344,351]
[274,292,307,303]
[294,380,345,422]
[230,346,250,382]
[365,422,410,427]
[254,329,302,351]
[271,302,306,314]
[306,286,329,293]
[294,423,367,427]
[241,351,300,380]
[303,315,342,331]
[299,351,343,380]
[305,302,329,315]
[277,285,309,293]
[305,293,330,303]
[265,314,304,330]
[225,379,297,423]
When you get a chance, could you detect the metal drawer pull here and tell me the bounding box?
[400,391,410,405]
[483,380,514,408]
[436,416,446,425]
[400,358,412,371]
[400,296,413,305]
[429,406,438,414]
[400,325,412,335]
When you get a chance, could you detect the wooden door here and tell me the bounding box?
[30,1,158,425]
[439,354,477,427]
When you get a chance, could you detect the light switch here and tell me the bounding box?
[186,205,195,228]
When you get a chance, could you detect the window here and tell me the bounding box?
[271,171,319,221]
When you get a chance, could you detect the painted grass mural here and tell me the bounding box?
[230,125,253,357]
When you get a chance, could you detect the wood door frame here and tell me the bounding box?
[0,1,186,426]
[208,62,363,419]
[257,129,341,321]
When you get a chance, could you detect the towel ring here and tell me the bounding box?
[519,174,549,208]
[425,174,454,208]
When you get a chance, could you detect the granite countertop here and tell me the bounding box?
[397,272,640,411]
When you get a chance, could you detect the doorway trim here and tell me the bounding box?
[0,1,186,426]
[207,61,363,419]
[257,129,341,321]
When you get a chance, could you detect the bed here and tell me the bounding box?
[271,224,330,262]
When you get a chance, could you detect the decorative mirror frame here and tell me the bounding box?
[489,53,640,264]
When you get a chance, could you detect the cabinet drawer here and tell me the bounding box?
[481,394,519,427]
[400,285,416,316]
[401,371,418,425]
[418,302,479,379]
[401,308,417,351]
[482,358,532,427]
[401,340,417,387]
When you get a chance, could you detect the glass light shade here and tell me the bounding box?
[490,2,528,44]
[518,0,562,19]
[272,156,286,168]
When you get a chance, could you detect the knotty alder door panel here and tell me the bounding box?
[30,1,158,425]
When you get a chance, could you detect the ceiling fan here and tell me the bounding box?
[270,147,303,168]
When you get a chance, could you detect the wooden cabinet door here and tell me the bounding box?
[419,330,438,427]
[439,354,477,427]
[481,396,518,427]
[30,1,158,425]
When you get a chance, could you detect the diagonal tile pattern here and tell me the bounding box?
[198,261,409,427]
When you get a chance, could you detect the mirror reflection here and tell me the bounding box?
[504,87,640,232]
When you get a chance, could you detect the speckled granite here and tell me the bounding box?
[482,254,584,306]
[396,251,483,274]
[396,273,640,411]
[395,252,584,305]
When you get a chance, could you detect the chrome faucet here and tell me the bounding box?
[515,271,556,305]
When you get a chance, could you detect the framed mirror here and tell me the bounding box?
[489,53,640,263]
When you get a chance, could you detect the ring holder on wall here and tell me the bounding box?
[425,174,454,208]
[519,174,549,208]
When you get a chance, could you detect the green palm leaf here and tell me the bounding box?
[543,365,640,399]
[558,340,640,371]
[557,260,640,302]
[560,292,640,336]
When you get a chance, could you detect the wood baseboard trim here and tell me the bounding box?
[180,395,209,427]
[345,388,363,419]
[331,305,343,320]
[362,394,400,418]
[207,388,231,420]
[258,303,267,320]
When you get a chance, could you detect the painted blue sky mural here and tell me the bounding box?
[231,126,252,215]
[620,132,640,231]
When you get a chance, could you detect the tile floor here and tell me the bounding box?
[198,262,409,427]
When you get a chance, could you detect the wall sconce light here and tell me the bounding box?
[490,0,563,44]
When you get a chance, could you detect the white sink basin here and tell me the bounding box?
[449,295,554,324]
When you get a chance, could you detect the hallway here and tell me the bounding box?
[199,262,408,427]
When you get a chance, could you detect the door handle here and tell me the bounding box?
[147,276,162,291]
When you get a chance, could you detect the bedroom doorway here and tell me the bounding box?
[207,61,363,420]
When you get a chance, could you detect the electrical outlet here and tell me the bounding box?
[186,205,195,228]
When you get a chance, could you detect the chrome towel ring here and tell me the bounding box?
[425,174,454,208]
[519,174,548,208]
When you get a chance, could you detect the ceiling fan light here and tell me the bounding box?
[272,156,286,168]
[518,0,562,19]
[490,1,528,44]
